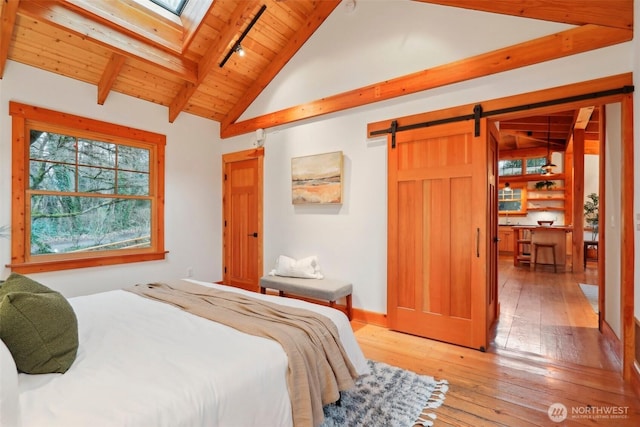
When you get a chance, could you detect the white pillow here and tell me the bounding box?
[270,255,324,279]
[0,338,20,427]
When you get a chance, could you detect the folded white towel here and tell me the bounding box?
[269,255,324,279]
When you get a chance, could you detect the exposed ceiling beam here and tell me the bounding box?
[0,0,20,79]
[574,106,595,129]
[220,0,341,131]
[415,0,633,30]
[499,147,550,160]
[169,0,260,123]
[221,24,631,138]
[97,53,126,105]
[18,0,198,83]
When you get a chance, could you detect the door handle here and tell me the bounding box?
[248,232,258,237]
[476,228,480,257]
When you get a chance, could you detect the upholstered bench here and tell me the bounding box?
[259,275,352,320]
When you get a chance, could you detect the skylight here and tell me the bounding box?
[149,0,188,16]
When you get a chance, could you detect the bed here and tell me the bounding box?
[1,278,369,427]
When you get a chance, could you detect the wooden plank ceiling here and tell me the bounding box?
[0,0,633,144]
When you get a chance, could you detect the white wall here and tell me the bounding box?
[220,1,634,314]
[604,104,622,338]
[0,61,221,297]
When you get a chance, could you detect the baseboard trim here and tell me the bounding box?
[601,319,623,364]
[352,308,387,327]
[631,362,640,400]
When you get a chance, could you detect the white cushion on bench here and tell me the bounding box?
[269,255,324,279]
[259,276,352,302]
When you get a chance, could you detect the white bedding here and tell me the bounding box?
[17,280,368,427]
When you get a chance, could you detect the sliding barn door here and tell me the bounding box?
[388,119,498,351]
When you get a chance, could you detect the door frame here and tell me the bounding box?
[367,73,635,381]
[222,148,264,288]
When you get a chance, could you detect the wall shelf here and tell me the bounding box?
[527,207,566,212]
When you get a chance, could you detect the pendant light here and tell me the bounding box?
[540,116,556,175]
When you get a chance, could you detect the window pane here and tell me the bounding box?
[499,200,522,211]
[78,166,116,194]
[30,195,151,255]
[498,189,522,212]
[149,0,188,15]
[30,131,76,163]
[118,171,149,195]
[29,161,75,191]
[118,145,149,172]
[78,138,116,168]
[498,160,522,176]
[526,157,547,174]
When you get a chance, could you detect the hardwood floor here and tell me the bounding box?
[493,256,620,371]
[352,257,640,425]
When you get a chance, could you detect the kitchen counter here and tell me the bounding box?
[512,226,573,270]
[512,225,572,231]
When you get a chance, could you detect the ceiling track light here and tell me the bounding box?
[219,4,267,68]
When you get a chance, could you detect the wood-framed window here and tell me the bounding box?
[498,183,527,215]
[498,156,547,177]
[8,102,166,273]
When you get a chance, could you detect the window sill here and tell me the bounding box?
[6,251,168,274]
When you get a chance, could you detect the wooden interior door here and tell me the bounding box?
[223,149,264,292]
[387,119,497,351]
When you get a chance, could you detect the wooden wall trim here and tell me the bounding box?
[631,362,640,400]
[621,93,635,380]
[352,308,388,328]
[221,24,631,138]
[602,319,624,366]
[633,317,640,400]
[572,128,585,270]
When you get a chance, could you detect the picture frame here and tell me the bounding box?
[291,151,343,204]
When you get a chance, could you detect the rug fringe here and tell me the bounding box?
[424,380,449,408]
[417,379,448,425]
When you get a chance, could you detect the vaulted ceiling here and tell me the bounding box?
[0,0,633,146]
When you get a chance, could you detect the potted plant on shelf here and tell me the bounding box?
[583,193,599,242]
[535,180,555,190]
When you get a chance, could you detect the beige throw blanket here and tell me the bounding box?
[126,280,358,427]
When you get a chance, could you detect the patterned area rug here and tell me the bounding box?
[320,360,448,427]
[579,283,598,313]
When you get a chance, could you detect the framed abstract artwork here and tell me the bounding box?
[291,151,343,204]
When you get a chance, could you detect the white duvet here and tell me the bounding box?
[17,280,369,427]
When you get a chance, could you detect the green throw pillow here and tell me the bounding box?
[0,272,53,295]
[0,274,78,374]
